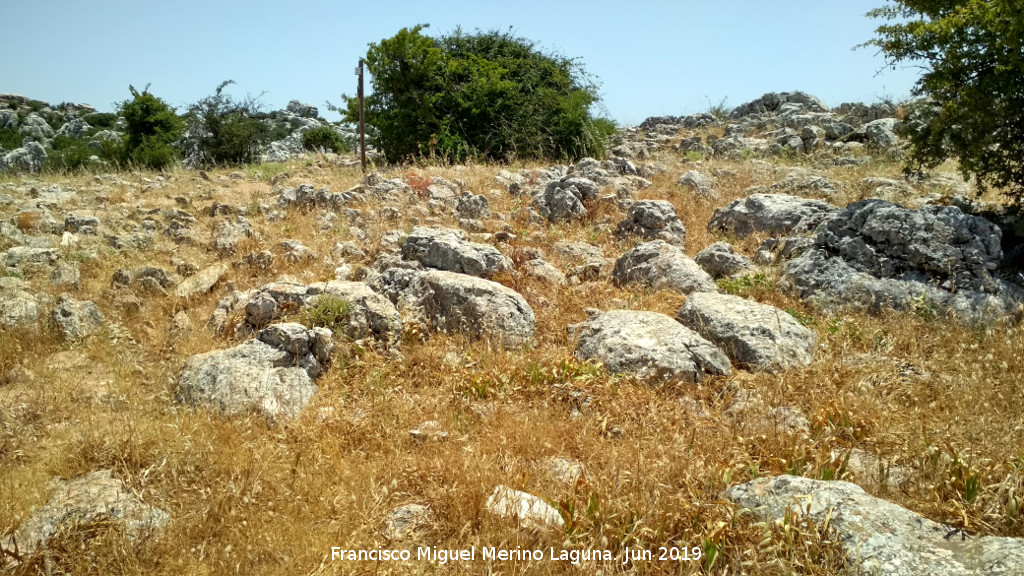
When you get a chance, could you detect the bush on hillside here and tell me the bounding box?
[185,80,271,166]
[302,125,349,154]
[83,112,118,130]
[117,85,184,170]
[46,135,96,172]
[345,25,615,163]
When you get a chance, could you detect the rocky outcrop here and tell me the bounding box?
[612,240,717,295]
[694,242,754,278]
[370,268,535,347]
[615,200,687,245]
[212,279,403,348]
[677,293,816,370]
[51,295,104,341]
[708,193,838,238]
[176,323,331,419]
[571,309,731,383]
[2,470,169,563]
[780,199,1024,321]
[401,226,511,277]
[727,475,1024,576]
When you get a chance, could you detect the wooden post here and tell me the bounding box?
[357,59,366,173]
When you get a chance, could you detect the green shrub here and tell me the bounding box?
[45,135,96,172]
[302,295,352,332]
[302,126,349,153]
[118,85,184,170]
[346,25,615,163]
[83,112,118,129]
[186,80,271,167]
[0,128,22,150]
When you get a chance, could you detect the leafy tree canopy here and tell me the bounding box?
[346,25,615,163]
[117,85,183,171]
[866,0,1024,200]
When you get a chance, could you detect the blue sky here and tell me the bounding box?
[1,1,917,126]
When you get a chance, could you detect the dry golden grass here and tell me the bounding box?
[0,146,1022,575]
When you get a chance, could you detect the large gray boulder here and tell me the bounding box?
[0,109,17,129]
[2,470,169,563]
[57,117,92,138]
[51,295,104,341]
[19,113,54,140]
[370,268,535,347]
[615,200,687,245]
[780,199,1024,322]
[176,324,332,419]
[401,226,511,277]
[612,240,718,295]
[816,199,1001,292]
[677,293,816,370]
[0,277,40,329]
[863,118,901,149]
[571,309,731,383]
[694,242,754,278]
[708,193,838,238]
[730,91,830,118]
[532,180,590,223]
[0,142,48,172]
[727,475,1024,576]
[780,249,1024,322]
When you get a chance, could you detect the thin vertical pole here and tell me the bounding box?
[358,59,366,173]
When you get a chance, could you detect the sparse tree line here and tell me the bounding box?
[2,6,1023,204]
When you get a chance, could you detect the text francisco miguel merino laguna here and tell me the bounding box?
[332,545,702,565]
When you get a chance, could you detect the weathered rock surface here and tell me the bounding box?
[694,242,754,278]
[2,470,169,562]
[571,309,731,383]
[0,277,40,329]
[727,475,1024,576]
[615,200,687,245]
[175,262,228,298]
[51,295,104,341]
[384,504,435,541]
[401,226,511,277]
[781,200,1024,321]
[677,293,816,370]
[370,268,535,347]
[213,279,403,348]
[176,324,331,419]
[486,485,564,531]
[708,193,838,238]
[612,240,717,295]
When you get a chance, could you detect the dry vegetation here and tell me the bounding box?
[1,138,1023,576]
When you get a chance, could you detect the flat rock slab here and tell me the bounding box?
[176,325,331,420]
[3,470,169,563]
[708,193,838,238]
[371,268,535,348]
[677,292,816,370]
[571,309,731,383]
[612,240,718,295]
[486,485,564,531]
[401,226,511,277]
[727,475,1024,576]
[175,262,228,298]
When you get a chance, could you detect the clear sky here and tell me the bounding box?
[1,0,918,126]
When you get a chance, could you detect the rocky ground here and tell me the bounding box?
[1,91,1023,575]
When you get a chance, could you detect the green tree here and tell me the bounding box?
[118,85,183,170]
[346,25,615,163]
[186,81,271,166]
[866,0,1024,200]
